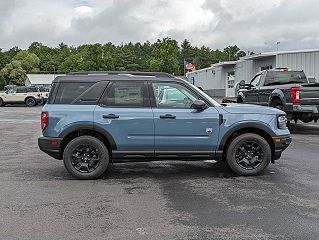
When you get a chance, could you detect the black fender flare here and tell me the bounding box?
[59,124,117,150]
[268,90,285,107]
[218,122,276,151]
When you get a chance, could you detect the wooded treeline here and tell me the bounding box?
[0,38,247,89]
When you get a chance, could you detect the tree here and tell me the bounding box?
[0,51,40,86]
[13,51,40,73]
[0,60,26,86]
[149,38,180,75]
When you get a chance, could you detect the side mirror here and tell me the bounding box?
[193,100,207,110]
[239,80,245,86]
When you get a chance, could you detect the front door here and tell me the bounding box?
[226,71,235,97]
[244,74,262,104]
[94,81,154,159]
[150,82,220,158]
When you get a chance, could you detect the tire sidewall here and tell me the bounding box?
[0,98,4,107]
[226,133,271,176]
[26,97,36,107]
[63,136,109,180]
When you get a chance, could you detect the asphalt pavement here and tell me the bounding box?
[0,106,319,240]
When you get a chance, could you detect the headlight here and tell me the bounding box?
[278,115,288,129]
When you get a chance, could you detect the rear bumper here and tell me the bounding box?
[272,135,292,161]
[285,104,319,114]
[38,137,63,160]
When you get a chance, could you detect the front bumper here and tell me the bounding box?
[38,137,63,160]
[272,135,292,161]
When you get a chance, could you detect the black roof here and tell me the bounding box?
[53,71,181,83]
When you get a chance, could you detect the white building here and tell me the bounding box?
[25,74,64,87]
[187,49,319,98]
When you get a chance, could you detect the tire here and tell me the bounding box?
[63,136,110,180]
[0,97,4,107]
[237,97,244,103]
[25,97,37,107]
[271,99,283,111]
[226,133,271,176]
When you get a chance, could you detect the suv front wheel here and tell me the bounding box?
[63,136,110,179]
[226,133,271,176]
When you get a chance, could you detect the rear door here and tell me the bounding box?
[150,81,220,158]
[94,81,154,159]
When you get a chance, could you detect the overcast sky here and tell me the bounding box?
[1,0,319,52]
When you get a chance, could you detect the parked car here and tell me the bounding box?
[38,71,291,179]
[237,69,319,123]
[0,86,43,107]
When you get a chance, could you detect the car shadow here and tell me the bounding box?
[289,122,319,135]
[100,161,240,180]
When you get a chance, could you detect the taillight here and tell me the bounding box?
[291,87,300,104]
[41,111,49,131]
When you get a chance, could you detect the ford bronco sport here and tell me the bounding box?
[0,86,43,107]
[38,72,291,179]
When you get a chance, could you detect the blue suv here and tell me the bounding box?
[38,72,291,179]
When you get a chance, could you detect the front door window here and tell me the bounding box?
[152,82,197,109]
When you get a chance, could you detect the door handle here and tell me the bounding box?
[160,114,176,119]
[103,114,119,119]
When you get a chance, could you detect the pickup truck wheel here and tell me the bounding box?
[25,97,36,107]
[271,99,283,110]
[237,97,244,103]
[0,98,4,107]
[226,133,271,176]
[63,136,109,180]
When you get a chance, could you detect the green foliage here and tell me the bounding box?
[0,39,248,89]
[0,51,40,87]
[0,60,26,86]
[13,51,40,73]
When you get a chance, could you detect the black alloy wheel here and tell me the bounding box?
[63,136,109,179]
[235,141,264,170]
[71,145,101,173]
[226,133,271,176]
[26,98,36,107]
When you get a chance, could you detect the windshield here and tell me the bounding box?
[191,85,221,106]
[265,71,307,86]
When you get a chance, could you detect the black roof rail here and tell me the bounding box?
[67,71,175,78]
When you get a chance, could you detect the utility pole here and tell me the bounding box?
[276,42,281,52]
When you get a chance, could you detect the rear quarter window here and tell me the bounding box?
[53,81,108,105]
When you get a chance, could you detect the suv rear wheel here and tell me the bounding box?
[0,98,4,107]
[226,133,271,176]
[63,136,109,179]
[25,97,37,107]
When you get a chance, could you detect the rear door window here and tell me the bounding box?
[16,87,27,93]
[99,81,149,107]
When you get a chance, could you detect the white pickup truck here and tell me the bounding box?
[0,86,43,107]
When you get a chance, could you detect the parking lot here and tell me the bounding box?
[0,106,319,240]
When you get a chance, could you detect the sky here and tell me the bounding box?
[1,0,319,52]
